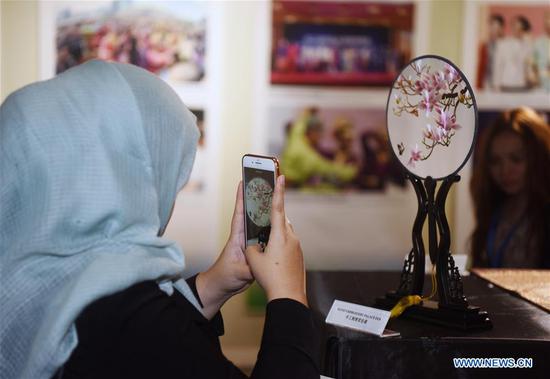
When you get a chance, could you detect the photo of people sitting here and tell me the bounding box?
[277,107,406,192]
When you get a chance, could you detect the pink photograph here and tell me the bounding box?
[476,3,550,93]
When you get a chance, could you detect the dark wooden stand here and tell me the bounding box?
[376,174,492,330]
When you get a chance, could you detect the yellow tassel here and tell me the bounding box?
[390,295,422,318]
[390,265,437,319]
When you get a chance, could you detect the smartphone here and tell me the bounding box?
[242,154,280,249]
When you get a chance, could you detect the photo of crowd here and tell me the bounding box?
[270,0,414,86]
[55,1,206,82]
[476,4,550,92]
[268,106,406,192]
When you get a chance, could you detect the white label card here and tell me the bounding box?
[325,299,391,336]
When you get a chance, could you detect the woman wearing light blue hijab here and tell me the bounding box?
[0,61,318,378]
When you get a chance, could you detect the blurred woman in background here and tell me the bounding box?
[470,107,550,268]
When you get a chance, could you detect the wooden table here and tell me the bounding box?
[306,271,550,379]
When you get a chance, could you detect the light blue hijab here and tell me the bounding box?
[0,60,202,379]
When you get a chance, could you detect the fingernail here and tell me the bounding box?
[279,175,285,187]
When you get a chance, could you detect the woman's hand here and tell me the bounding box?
[196,181,253,319]
[244,175,308,306]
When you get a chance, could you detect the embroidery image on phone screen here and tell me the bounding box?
[246,177,273,227]
[244,171,274,247]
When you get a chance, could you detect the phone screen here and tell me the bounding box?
[243,165,275,248]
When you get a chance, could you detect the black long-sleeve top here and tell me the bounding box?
[57,276,319,379]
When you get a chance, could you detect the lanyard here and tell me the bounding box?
[486,209,525,268]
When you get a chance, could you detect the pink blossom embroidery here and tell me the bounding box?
[436,109,461,131]
[408,144,422,167]
[392,59,473,167]
[419,90,437,116]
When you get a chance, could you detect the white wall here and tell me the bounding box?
[1,0,38,101]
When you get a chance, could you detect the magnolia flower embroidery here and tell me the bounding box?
[419,90,437,116]
[430,71,447,92]
[423,123,445,143]
[414,59,423,73]
[436,108,461,131]
[392,60,473,168]
[444,65,460,85]
[408,144,422,167]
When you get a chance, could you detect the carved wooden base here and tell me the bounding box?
[376,294,493,331]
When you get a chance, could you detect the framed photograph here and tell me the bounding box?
[457,0,550,255]
[38,1,224,272]
[41,0,206,83]
[270,0,415,86]
[182,108,206,193]
[462,0,550,108]
[267,105,407,192]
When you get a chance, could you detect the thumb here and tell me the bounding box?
[230,181,244,233]
[270,175,286,233]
